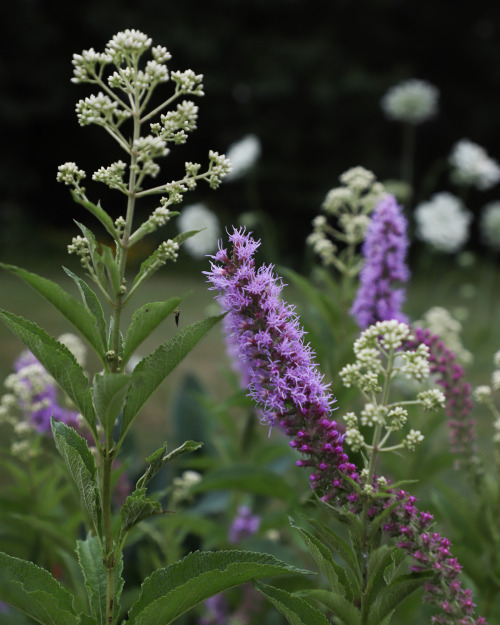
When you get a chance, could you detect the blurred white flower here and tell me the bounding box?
[177,203,220,258]
[414,192,472,253]
[223,134,261,181]
[480,201,500,250]
[381,79,439,124]
[449,139,500,191]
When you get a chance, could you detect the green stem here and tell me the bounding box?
[102,452,115,625]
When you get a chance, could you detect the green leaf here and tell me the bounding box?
[63,267,107,349]
[101,246,121,297]
[0,310,97,435]
[76,535,107,625]
[71,191,117,239]
[92,372,131,440]
[0,264,105,359]
[136,440,203,490]
[289,517,353,597]
[74,221,106,286]
[254,581,331,625]
[189,465,297,501]
[295,588,361,625]
[306,518,360,583]
[123,297,183,365]
[51,420,102,538]
[120,314,224,440]
[127,550,312,625]
[366,572,432,625]
[0,551,78,625]
[119,488,163,542]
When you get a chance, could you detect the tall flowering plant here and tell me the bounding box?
[206,227,487,625]
[0,31,307,625]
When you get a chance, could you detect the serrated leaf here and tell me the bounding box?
[0,310,97,435]
[383,549,407,586]
[0,264,105,359]
[51,420,102,538]
[76,535,106,625]
[289,517,352,596]
[0,551,78,625]
[295,588,361,625]
[123,298,183,365]
[127,550,313,625]
[120,314,224,440]
[92,372,131,440]
[254,581,332,625]
[136,440,203,490]
[63,267,107,349]
[70,191,117,239]
[101,246,121,297]
[306,518,360,583]
[188,465,297,501]
[366,572,433,625]
[119,488,163,542]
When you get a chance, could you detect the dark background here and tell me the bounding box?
[1,0,500,265]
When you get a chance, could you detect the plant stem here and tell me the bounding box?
[102,452,115,624]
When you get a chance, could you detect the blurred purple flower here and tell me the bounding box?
[228,506,260,543]
[351,194,410,329]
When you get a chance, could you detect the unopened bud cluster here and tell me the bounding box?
[307,166,386,274]
[340,321,445,456]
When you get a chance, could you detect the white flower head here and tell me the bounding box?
[480,201,500,250]
[449,139,500,191]
[177,203,220,258]
[381,79,439,125]
[223,134,261,182]
[414,192,472,253]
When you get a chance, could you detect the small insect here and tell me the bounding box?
[175,309,181,327]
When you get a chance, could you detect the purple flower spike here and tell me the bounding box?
[228,506,260,543]
[205,227,359,503]
[351,194,410,329]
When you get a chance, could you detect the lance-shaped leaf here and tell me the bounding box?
[120,314,224,440]
[51,420,103,538]
[63,267,107,349]
[76,535,107,625]
[75,221,106,286]
[127,550,313,625]
[0,310,97,435]
[136,440,203,490]
[92,372,131,441]
[294,588,361,625]
[123,297,183,365]
[366,572,433,625]
[70,191,117,239]
[254,581,332,625]
[119,488,163,543]
[0,551,79,625]
[101,246,121,298]
[0,264,105,359]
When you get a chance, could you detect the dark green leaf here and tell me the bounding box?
[92,372,131,440]
[101,246,121,297]
[0,264,105,359]
[127,550,312,625]
[254,581,331,625]
[0,310,97,435]
[306,518,360,582]
[76,535,106,625]
[63,267,107,349]
[70,191,117,239]
[119,488,163,542]
[120,314,224,440]
[136,440,203,490]
[295,588,361,625]
[51,420,102,538]
[0,551,78,625]
[367,572,433,625]
[123,298,183,365]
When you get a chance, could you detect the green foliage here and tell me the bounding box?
[119,488,163,543]
[136,440,203,490]
[92,372,131,441]
[127,550,312,624]
[254,580,332,625]
[76,535,107,624]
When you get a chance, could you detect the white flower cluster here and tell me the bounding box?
[156,239,180,264]
[56,162,86,187]
[418,306,473,365]
[223,134,262,182]
[177,203,220,258]
[381,78,439,125]
[149,206,172,228]
[414,192,472,253]
[71,48,113,84]
[480,201,500,250]
[67,235,91,267]
[76,92,129,127]
[152,100,199,145]
[449,139,500,191]
[307,166,386,270]
[207,151,232,189]
[92,161,127,190]
[171,70,204,96]
[417,389,446,411]
[105,29,152,63]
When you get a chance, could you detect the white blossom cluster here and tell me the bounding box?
[76,92,130,127]
[57,162,86,187]
[207,151,232,189]
[381,78,439,125]
[417,306,473,365]
[414,192,472,253]
[339,321,445,457]
[93,161,127,190]
[67,235,91,268]
[449,139,500,191]
[223,134,262,182]
[177,203,220,258]
[151,100,199,145]
[480,201,500,250]
[156,239,180,264]
[307,166,386,271]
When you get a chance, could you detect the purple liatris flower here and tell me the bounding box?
[205,228,359,503]
[228,506,260,543]
[351,194,410,329]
